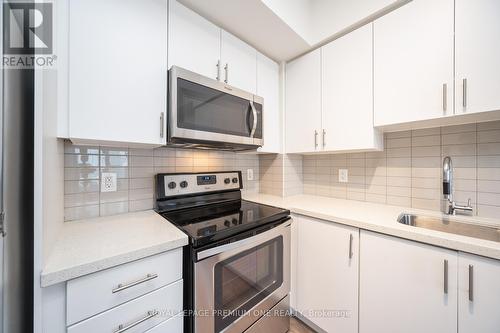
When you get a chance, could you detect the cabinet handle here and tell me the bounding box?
[322,129,326,148]
[348,234,353,259]
[468,264,474,302]
[112,273,159,294]
[114,310,158,333]
[224,63,229,83]
[160,112,165,138]
[216,60,221,81]
[463,78,467,108]
[442,83,447,113]
[443,259,448,294]
[314,130,318,149]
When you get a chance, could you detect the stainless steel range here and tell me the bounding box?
[155,171,291,333]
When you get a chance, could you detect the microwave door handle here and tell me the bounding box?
[249,101,258,138]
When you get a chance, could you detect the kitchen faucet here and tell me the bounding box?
[443,156,473,215]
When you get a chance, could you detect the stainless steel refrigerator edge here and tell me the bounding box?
[1,3,35,332]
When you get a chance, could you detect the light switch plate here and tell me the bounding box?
[101,172,117,192]
[339,169,349,183]
[247,169,254,181]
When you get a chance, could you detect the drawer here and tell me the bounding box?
[144,314,183,333]
[68,280,183,333]
[67,248,182,325]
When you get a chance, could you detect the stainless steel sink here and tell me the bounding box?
[397,213,500,243]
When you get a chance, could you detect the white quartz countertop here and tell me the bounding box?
[243,193,500,260]
[41,210,188,287]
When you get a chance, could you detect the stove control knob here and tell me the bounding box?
[224,178,231,184]
[180,181,188,188]
[232,177,239,184]
[167,181,176,189]
[224,220,231,227]
[232,219,238,225]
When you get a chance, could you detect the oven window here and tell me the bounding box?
[176,78,262,139]
[214,236,283,332]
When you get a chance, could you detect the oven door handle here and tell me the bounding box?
[197,220,291,261]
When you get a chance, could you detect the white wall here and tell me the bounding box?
[261,0,312,41]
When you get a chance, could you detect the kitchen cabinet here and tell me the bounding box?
[68,0,167,147]
[220,31,257,94]
[285,49,322,154]
[64,249,184,332]
[295,216,359,333]
[359,231,458,333]
[458,253,500,333]
[455,0,500,115]
[169,1,257,94]
[168,0,221,80]
[373,0,454,127]
[257,52,281,153]
[321,23,382,152]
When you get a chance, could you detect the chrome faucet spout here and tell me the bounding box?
[443,156,473,215]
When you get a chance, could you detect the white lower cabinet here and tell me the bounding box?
[68,281,183,333]
[66,249,183,333]
[458,253,500,333]
[294,215,359,333]
[359,231,458,333]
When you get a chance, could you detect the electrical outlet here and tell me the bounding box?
[101,172,117,192]
[247,168,254,181]
[339,169,349,183]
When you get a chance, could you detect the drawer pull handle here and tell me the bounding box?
[443,259,448,294]
[348,234,353,259]
[468,265,474,302]
[114,310,159,333]
[112,273,158,293]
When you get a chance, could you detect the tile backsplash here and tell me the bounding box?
[63,141,260,221]
[63,120,500,221]
[302,121,500,218]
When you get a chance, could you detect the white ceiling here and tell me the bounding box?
[179,0,410,62]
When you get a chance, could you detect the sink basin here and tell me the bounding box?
[397,213,500,243]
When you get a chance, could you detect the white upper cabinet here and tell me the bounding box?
[360,231,458,333]
[220,31,257,94]
[168,0,221,80]
[373,0,454,127]
[257,53,281,153]
[69,0,167,147]
[458,253,500,333]
[295,216,359,333]
[455,0,500,115]
[285,49,322,154]
[321,23,382,152]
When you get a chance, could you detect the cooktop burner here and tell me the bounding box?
[161,199,289,247]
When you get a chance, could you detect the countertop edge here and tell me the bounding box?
[41,237,188,288]
[242,194,500,261]
[290,208,500,260]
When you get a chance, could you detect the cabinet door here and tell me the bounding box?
[168,0,221,80]
[296,216,359,333]
[220,30,257,94]
[321,23,382,152]
[455,0,500,115]
[69,0,167,146]
[360,231,457,333]
[458,253,500,333]
[285,49,322,154]
[257,52,281,153]
[373,0,454,126]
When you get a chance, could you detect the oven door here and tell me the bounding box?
[169,66,263,147]
[194,220,290,333]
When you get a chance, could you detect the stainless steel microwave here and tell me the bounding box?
[168,66,263,151]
